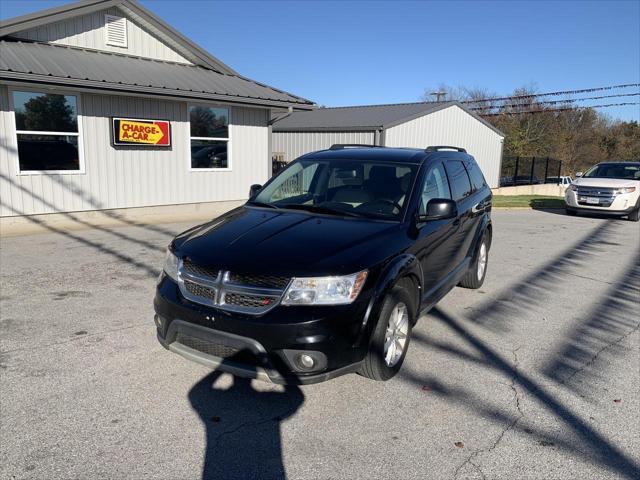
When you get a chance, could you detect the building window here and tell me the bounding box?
[189,105,230,170]
[12,90,82,173]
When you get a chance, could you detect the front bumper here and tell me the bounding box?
[565,189,639,215]
[154,276,370,384]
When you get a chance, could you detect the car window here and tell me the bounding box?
[465,160,486,191]
[261,162,320,201]
[583,163,640,180]
[253,159,418,220]
[445,160,473,201]
[419,163,451,215]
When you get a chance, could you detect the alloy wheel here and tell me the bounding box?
[384,302,409,367]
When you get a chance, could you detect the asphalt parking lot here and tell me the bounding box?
[1,209,639,480]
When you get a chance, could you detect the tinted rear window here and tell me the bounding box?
[445,161,472,201]
[466,161,487,191]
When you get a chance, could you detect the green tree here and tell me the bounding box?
[16,94,76,132]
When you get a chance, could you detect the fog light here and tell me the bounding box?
[297,354,315,370]
[154,314,165,330]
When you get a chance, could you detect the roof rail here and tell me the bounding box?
[329,144,383,150]
[425,145,467,153]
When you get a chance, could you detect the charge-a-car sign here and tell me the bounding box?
[112,118,171,147]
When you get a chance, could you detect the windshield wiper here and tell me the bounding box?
[247,201,280,209]
[280,204,360,217]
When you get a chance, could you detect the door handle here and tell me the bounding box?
[472,203,484,214]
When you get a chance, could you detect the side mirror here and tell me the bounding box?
[575,172,583,178]
[417,198,457,222]
[248,184,263,198]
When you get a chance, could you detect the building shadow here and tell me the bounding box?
[188,356,304,480]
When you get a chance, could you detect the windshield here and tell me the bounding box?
[251,159,419,220]
[583,163,640,180]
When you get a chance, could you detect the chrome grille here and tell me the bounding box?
[576,186,616,207]
[177,260,289,315]
[184,280,217,302]
[182,259,219,279]
[224,293,277,308]
[576,187,615,197]
[228,273,290,289]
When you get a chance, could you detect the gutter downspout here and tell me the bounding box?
[268,106,293,126]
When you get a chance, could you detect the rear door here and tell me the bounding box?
[443,157,476,269]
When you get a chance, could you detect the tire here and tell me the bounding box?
[459,233,489,289]
[566,207,577,216]
[628,208,640,222]
[359,283,415,381]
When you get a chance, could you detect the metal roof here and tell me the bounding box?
[0,0,238,75]
[0,40,315,109]
[272,101,504,135]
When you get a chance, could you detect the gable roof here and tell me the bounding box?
[272,101,504,136]
[0,0,236,75]
[0,40,314,109]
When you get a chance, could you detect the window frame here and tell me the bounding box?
[418,161,453,215]
[444,159,473,201]
[9,86,85,176]
[464,160,487,193]
[187,103,232,172]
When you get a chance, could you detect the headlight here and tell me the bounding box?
[569,184,578,191]
[162,249,180,283]
[614,187,636,194]
[282,270,368,305]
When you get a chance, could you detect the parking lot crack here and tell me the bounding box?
[211,402,299,444]
[559,322,640,386]
[453,347,524,480]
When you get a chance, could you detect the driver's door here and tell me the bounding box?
[408,161,460,298]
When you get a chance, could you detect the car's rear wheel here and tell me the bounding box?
[359,284,415,381]
[459,233,489,289]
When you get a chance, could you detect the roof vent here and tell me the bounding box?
[105,15,127,48]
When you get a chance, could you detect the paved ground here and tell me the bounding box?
[1,210,639,480]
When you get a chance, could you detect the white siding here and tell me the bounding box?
[0,85,270,217]
[12,7,191,64]
[384,106,504,188]
[272,131,376,162]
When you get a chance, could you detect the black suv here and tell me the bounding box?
[154,145,492,383]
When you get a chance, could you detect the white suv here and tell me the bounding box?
[565,162,640,222]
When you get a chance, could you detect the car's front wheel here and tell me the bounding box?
[359,284,415,381]
[628,202,640,222]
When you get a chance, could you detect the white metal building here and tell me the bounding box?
[273,102,505,187]
[0,0,314,220]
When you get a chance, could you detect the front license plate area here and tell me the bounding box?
[585,197,600,205]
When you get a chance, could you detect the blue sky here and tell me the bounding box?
[1,0,639,120]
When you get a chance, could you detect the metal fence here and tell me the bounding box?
[499,156,563,187]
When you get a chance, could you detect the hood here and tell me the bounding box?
[172,206,406,277]
[573,177,639,188]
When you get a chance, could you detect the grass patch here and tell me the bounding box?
[492,195,565,209]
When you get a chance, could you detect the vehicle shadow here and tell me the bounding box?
[188,356,305,480]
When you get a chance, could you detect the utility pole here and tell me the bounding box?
[430,90,447,102]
